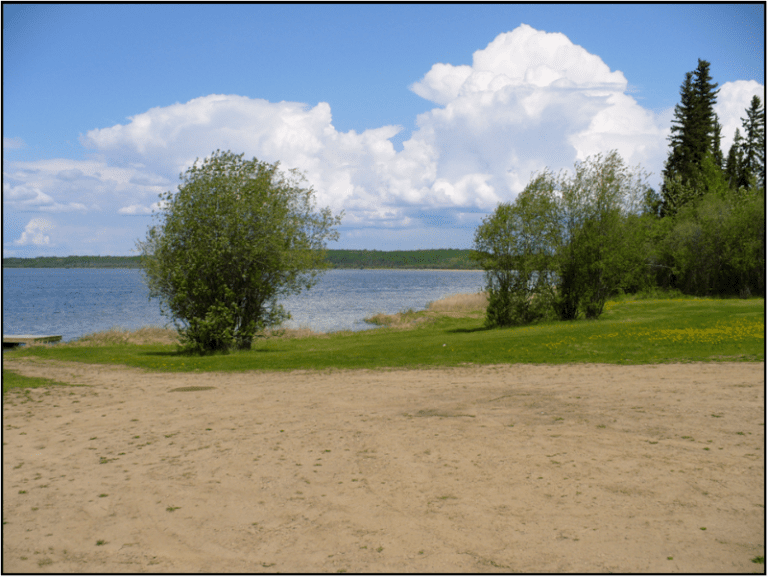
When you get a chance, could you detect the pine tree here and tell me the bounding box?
[661,72,694,216]
[690,59,720,166]
[661,60,721,216]
[740,95,765,189]
[712,117,724,169]
[725,129,744,190]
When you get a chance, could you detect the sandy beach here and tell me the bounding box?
[3,358,764,573]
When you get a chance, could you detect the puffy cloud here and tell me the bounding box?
[715,80,765,155]
[13,218,55,246]
[72,25,673,224]
[408,24,669,198]
[4,24,764,255]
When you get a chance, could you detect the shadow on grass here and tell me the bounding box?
[447,326,493,334]
[136,347,277,358]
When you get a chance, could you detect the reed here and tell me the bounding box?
[427,292,488,312]
[65,326,180,347]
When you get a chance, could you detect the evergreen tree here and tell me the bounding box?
[712,117,724,169]
[740,95,766,189]
[725,129,744,189]
[662,72,695,186]
[690,59,720,164]
[661,60,720,215]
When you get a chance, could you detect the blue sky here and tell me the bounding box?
[3,3,765,256]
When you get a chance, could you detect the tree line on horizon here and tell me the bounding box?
[2,249,479,270]
[473,59,765,328]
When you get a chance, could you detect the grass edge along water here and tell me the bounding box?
[3,293,764,375]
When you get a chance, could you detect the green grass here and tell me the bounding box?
[3,296,763,373]
[2,369,81,394]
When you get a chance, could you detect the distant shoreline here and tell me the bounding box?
[3,249,480,270]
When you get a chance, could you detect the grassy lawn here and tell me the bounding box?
[3,296,763,373]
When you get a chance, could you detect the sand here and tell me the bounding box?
[2,358,764,573]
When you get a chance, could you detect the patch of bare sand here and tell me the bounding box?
[2,358,764,573]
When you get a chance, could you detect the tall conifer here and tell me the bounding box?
[661,60,720,215]
[740,95,765,189]
[712,118,724,169]
[725,129,744,190]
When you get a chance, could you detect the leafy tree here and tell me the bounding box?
[553,151,649,319]
[660,187,765,297]
[698,152,731,199]
[472,173,559,327]
[474,152,650,325]
[139,150,342,353]
[724,188,765,296]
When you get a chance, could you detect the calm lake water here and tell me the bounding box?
[2,268,485,342]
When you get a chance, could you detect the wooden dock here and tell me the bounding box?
[3,335,62,348]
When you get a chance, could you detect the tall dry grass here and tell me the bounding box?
[427,292,488,313]
[65,325,336,346]
[365,292,488,328]
[65,326,180,347]
[364,309,429,329]
[34,294,489,347]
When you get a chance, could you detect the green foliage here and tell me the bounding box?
[659,188,765,297]
[740,95,766,190]
[138,150,342,353]
[325,249,476,269]
[555,152,650,319]
[472,173,559,327]
[474,152,651,325]
[2,256,142,268]
[2,250,477,270]
[5,297,763,371]
[2,369,76,394]
[725,128,745,190]
[662,60,721,216]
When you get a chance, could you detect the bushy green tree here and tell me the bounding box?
[724,188,765,296]
[474,151,650,325]
[660,187,764,297]
[139,150,342,353]
[553,151,649,319]
[472,173,559,327]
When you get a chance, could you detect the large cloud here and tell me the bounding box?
[409,24,669,198]
[79,23,673,219]
[3,24,764,254]
[715,80,765,155]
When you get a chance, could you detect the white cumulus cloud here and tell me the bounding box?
[3,24,764,255]
[14,218,55,246]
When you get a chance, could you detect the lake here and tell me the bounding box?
[2,268,485,342]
